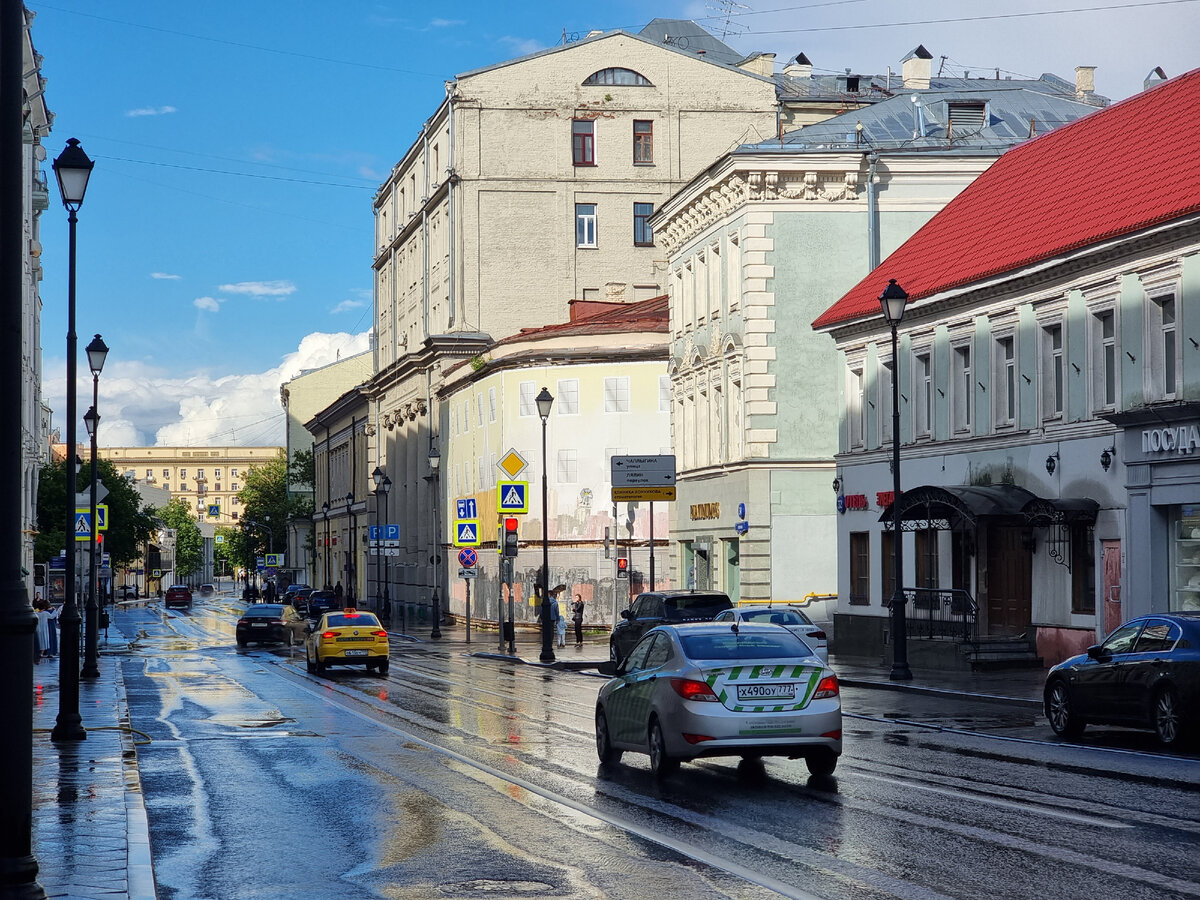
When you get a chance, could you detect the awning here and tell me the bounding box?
[879,484,1098,528]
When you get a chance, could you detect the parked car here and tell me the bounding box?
[305,608,390,676]
[236,604,308,647]
[306,590,339,620]
[1044,612,1200,746]
[610,590,733,665]
[198,583,216,597]
[116,585,138,600]
[164,585,192,609]
[287,587,314,615]
[596,622,841,779]
[713,604,828,663]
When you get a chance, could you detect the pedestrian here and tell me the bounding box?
[34,599,53,660]
[334,581,344,601]
[572,593,585,648]
[551,592,566,648]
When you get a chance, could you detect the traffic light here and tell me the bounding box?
[502,517,519,557]
[616,557,629,579]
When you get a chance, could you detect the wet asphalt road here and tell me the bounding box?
[115,596,1200,900]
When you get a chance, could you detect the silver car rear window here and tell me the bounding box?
[681,632,811,660]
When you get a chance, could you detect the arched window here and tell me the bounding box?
[583,68,652,86]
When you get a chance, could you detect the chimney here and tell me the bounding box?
[783,52,813,79]
[1143,66,1168,92]
[739,52,776,78]
[902,44,932,90]
[1075,65,1096,98]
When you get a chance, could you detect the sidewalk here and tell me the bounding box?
[30,636,156,900]
[448,622,1047,708]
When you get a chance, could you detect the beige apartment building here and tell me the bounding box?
[99,446,283,526]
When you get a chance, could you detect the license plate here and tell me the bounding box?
[344,649,368,657]
[251,622,267,628]
[737,683,795,702]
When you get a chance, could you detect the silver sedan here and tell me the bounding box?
[712,605,829,662]
[595,622,842,779]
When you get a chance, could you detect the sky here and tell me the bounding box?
[29,0,1200,448]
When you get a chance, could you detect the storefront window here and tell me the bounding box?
[1170,505,1200,612]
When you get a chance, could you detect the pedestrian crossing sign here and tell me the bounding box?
[207,504,220,517]
[454,520,481,547]
[496,481,528,514]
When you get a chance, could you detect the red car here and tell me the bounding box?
[164,585,192,609]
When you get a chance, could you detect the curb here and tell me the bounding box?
[837,676,1043,709]
[114,663,158,900]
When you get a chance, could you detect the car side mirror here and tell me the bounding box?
[620,609,632,620]
[1086,644,1110,661]
[597,661,617,676]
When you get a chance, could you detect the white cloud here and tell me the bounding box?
[499,36,544,56]
[217,280,297,298]
[330,299,365,314]
[430,18,464,27]
[150,272,181,280]
[43,331,372,449]
[193,296,221,312]
[126,105,177,117]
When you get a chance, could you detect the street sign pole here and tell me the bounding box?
[649,501,655,591]
[464,577,471,644]
[612,502,619,629]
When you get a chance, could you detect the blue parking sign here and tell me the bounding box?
[368,525,381,543]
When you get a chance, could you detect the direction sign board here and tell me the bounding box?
[497,449,528,479]
[454,520,481,547]
[458,548,478,568]
[497,481,529,514]
[611,455,677,502]
[456,498,478,520]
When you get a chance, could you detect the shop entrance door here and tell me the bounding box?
[1102,540,1122,634]
[986,526,1032,635]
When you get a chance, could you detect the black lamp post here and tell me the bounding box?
[81,334,107,679]
[372,466,391,617]
[536,387,555,664]
[321,500,331,588]
[51,137,94,743]
[427,445,441,638]
[880,278,913,681]
[345,492,355,603]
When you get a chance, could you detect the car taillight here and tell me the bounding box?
[372,630,388,638]
[237,619,248,626]
[683,733,716,744]
[321,631,338,639]
[669,678,719,702]
[810,630,827,641]
[270,620,285,626]
[813,674,839,699]
[821,729,842,740]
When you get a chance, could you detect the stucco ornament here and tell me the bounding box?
[364,423,376,436]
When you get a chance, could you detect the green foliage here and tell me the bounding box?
[155,498,205,578]
[35,458,156,567]
[469,355,489,371]
[289,447,315,490]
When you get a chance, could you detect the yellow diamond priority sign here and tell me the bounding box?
[496,448,528,479]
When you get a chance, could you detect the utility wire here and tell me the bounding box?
[97,155,374,190]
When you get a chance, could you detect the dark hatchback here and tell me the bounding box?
[610,590,733,665]
[306,590,339,620]
[1044,612,1200,746]
[236,604,308,647]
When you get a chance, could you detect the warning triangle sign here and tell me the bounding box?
[502,486,522,506]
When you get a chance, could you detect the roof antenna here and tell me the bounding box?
[1028,117,1037,138]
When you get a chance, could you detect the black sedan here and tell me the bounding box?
[306,590,339,620]
[236,604,308,647]
[1044,612,1200,746]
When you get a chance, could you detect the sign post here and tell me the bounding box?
[611,456,676,597]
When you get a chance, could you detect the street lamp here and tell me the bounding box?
[81,334,108,679]
[52,137,94,743]
[372,466,392,618]
[428,445,441,639]
[536,386,555,663]
[321,500,331,588]
[880,278,912,681]
[345,492,355,603]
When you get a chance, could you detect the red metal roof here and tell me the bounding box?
[813,67,1200,330]
[499,295,669,344]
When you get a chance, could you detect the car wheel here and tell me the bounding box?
[1046,680,1085,738]
[648,719,677,779]
[595,709,622,764]
[315,653,327,675]
[378,660,389,676]
[236,639,246,648]
[1153,686,1182,746]
[805,749,838,777]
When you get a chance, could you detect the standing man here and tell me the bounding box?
[572,594,585,648]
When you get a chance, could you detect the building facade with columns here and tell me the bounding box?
[652,78,1100,620]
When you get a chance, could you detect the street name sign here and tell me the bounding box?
[611,455,676,502]
[497,481,529,514]
[459,568,478,579]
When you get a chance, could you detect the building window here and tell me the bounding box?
[1071,525,1096,614]
[1092,309,1116,411]
[848,367,865,449]
[915,529,939,592]
[572,120,595,166]
[849,532,870,605]
[162,468,169,479]
[583,67,652,86]
[1041,323,1064,420]
[215,484,221,492]
[557,379,580,415]
[180,469,187,479]
[879,358,893,443]
[163,484,169,492]
[995,335,1016,427]
[232,483,238,491]
[952,345,972,433]
[232,497,239,506]
[180,483,188,492]
[477,394,484,427]
[633,120,653,164]
[634,202,654,246]
[488,388,497,422]
[519,381,537,416]
[197,468,205,479]
[215,468,222,478]
[604,376,630,413]
[557,449,579,483]
[231,512,239,520]
[1149,294,1178,400]
[575,204,597,247]
[232,468,238,477]
[659,375,671,412]
[881,530,895,602]
[913,351,932,438]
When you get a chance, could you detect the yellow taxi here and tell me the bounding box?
[305,608,390,676]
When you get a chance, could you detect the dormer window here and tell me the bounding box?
[583,68,652,87]
[947,101,987,129]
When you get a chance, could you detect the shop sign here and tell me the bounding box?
[877,491,895,507]
[1143,424,1200,456]
[690,502,720,521]
[843,494,869,510]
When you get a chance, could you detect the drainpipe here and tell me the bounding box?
[866,153,880,271]
[421,125,430,339]
[445,84,456,327]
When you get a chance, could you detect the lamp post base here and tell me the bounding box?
[889,662,913,681]
[50,714,86,743]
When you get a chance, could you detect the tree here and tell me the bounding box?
[155,498,205,579]
[289,447,315,492]
[35,458,157,567]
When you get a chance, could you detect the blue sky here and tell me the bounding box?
[30,0,1199,447]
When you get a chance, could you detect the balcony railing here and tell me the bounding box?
[891,587,978,642]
